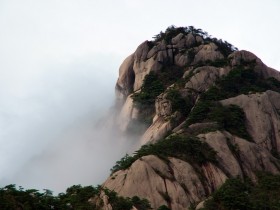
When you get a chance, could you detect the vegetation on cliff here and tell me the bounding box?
[110,135,217,174]
[202,173,280,210]
[152,25,237,56]
[202,66,280,101]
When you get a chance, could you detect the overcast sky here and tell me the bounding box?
[0,0,279,193]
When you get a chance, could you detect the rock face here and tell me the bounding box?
[184,66,230,92]
[107,26,280,209]
[221,91,280,153]
[104,155,214,210]
[193,43,224,64]
[104,131,280,209]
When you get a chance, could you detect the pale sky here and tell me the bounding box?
[0,0,279,193]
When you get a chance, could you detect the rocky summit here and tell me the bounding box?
[104,26,280,210]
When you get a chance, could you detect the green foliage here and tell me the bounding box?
[166,89,193,116]
[205,58,229,67]
[157,65,185,87]
[0,184,152,210]
[159,191,171,203]
[131,196,152,210]
[203,173,280,210]
[153,25,186,44]
[188,203,197,210]
[203,177,252,210]
[133,72,164,106]
[59,185,100,209]
[210,104,251,140]
[132,66,184,125]
[103,189,133,210]
[104,189,152,210]
[184,66,280,140]
[250,173,280,209]
[202,67,280,101]
[186,100,251,140]
[111,135,217,173]
[0,184,99,210]
[186,48,196,62]
[212,39,237,57]
[157,205,171,210]
[110,154,135,174]
[187,100,212,125]
[216,66,265,97]
[266,77,280,89]
[193,58,229,69]
[152,25,237,55]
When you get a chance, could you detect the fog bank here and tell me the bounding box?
[0,54,140,193]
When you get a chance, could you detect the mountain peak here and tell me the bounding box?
[109,26,280,209]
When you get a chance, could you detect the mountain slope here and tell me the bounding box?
[105,26,280,209]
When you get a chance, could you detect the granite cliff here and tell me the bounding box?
[104,26,280,209]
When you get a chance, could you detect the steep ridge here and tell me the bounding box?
[105,26,280,209]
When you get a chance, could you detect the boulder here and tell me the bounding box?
[228,50,280,80]
[115,54,135,99]
[140,93,180,144]
[104,155,212,210]
[185,66,230,92]
[193,43,224,64]
[134,41,151,62]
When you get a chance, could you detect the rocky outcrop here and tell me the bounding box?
[104,155,224,210]
[116,33,228,101]
[185,66,230,93]
[110,26,280,209]
[140,93,174,144]
[200,131,280,179]
[229,50,280,80]
[116,54,135,100]
[100,191,113,210]
[221,91,280,152]
[115,40,229,142]
[116,41,163,99]
[193,43,224,64]
[104,131,280,209]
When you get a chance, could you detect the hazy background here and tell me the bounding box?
[0,0,279,193]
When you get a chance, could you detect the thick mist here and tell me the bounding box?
[0,55,140,193]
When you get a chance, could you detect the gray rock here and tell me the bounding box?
[195,35,204,45]
[221,91,280,152]
[103,155,226,210]
[186,33,196,47]
[134,41,150,62]
[185,66,230,92]
[112,32,280,210]
[193,43,224,64]
[104,132,280,208]
[175,53,189,67]
[115,53,135,99]
[171,33,184,45]
[228,50,280,80]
